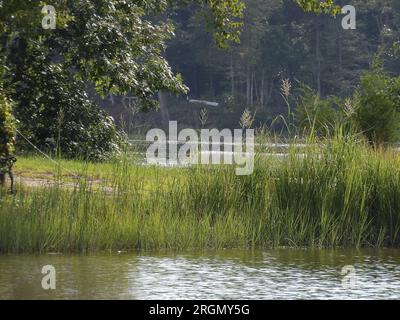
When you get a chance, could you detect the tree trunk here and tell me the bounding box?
[109,93,115,106]
[254,73,259,107]
[250,72,254,107]
[246,65,251,106]
[337,28,343,72]
[194,65,199,97]
[158,91,170,127]
[209,72,214,97]
[260,69,265,108]
[315,17,322,96]
[230,53,235,98]
[264,79,273,107]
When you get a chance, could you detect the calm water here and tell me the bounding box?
[1,249,400,300]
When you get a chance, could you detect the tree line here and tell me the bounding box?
[5,0,399,163]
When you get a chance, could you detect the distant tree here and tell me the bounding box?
[295,0,340,14]
[0,0,346,160]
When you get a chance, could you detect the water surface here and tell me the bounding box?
[1,249,400,299]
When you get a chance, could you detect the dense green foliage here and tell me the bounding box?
[11,51,125,160]
[4,0,400,253]
[294,67,400,143]
[0,86,16,158]
[156,0,400,138]
[351,69,400,144]
[295,85,341,136]
[0,0,245,159]
[295,0,339,14]
[0,0,348,159]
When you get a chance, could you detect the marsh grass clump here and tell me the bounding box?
[1,132,400,253]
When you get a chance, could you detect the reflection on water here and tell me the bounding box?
[1,249,400,299]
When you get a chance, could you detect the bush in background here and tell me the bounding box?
[350,69,400,145]
[295,85,341,136]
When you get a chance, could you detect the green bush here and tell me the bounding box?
[295,85,340,136]
[351,70,400,144]
[10,56,126,161]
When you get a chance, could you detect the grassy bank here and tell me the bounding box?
[1,134,400,253]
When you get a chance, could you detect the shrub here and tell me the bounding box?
[295,85,340,136]
[0,87,16,157]
[351,70,400,144]
[10,57,126,161]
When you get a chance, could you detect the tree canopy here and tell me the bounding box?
[3,0,376,159]
[0,0,339,109]
[0,0,247,109]
[0,0,247,159]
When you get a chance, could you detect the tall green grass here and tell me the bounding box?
[1,132,400,253]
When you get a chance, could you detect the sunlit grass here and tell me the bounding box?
[1,133,400,253]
